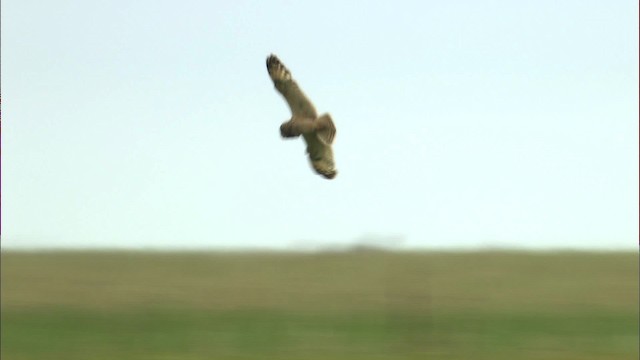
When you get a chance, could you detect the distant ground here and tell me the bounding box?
[1,251,638,360]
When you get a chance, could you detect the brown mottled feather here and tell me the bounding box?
[266,54,337,179]
[266,55,317,119]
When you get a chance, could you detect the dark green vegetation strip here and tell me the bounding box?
[2,251,638,360]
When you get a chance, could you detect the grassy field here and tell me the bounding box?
[1,250,637,359]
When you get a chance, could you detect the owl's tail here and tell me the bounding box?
[316,113,336,145]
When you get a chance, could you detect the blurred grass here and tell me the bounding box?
[1,251,638,359]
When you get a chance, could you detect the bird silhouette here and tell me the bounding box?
[266,54,337,179]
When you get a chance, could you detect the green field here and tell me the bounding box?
[1,251,637,359]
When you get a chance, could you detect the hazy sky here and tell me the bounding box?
[2,1,638,250]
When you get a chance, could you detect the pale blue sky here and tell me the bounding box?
[2,1,638,250]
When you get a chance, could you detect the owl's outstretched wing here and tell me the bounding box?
[266,54,318,119]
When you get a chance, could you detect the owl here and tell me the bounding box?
[266,54,337,179]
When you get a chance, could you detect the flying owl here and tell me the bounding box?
[266,54,337,179]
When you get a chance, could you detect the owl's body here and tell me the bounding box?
[266,54,337,179]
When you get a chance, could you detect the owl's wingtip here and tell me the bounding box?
[266,54,279,69]
[321,170,337,180]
